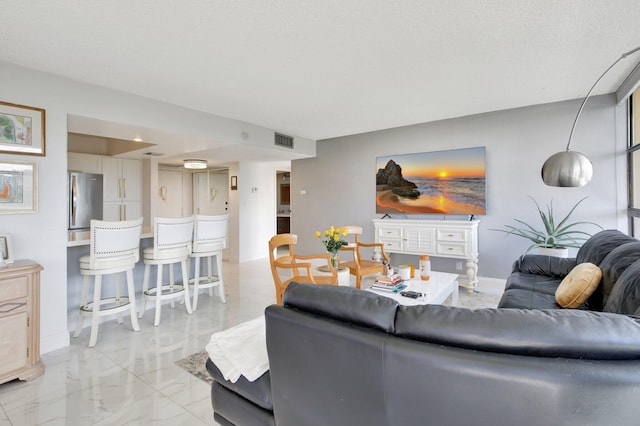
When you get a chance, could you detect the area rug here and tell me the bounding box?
[175,290,502,384]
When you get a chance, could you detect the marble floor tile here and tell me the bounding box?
[0,256,275,425]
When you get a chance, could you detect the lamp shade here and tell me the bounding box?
[541,150,593,187]
[184,159,207,169]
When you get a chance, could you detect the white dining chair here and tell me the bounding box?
[189,214,228,310]
[139,216,194,326]
[73,217,143,347]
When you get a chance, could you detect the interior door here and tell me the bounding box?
[194,170,228,215]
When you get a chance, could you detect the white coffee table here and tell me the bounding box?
[366,271,459,306]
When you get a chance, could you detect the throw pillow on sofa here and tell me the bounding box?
[555,263,602,309]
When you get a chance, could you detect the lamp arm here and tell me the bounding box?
[566,46,640,151]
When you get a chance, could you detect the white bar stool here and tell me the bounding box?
[189,214,228,310]
[139,216,194,326]
[73,218,143,347]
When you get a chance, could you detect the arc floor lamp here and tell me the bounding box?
[541,46,640,187]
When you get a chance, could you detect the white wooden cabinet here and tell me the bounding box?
[102,157,142,221]
[373,219,479,291]
[0,260,44,384]
[67,153,102,174]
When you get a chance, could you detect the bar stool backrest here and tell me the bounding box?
[88,218,143,271]
[193,214,228,253]
[153,216,194,259]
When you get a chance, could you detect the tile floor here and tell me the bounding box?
[0,257,501,425]
[0,257,275,425]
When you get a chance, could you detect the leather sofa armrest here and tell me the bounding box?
[511,254,576,278]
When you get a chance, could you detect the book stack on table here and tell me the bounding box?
[371,273,406,293]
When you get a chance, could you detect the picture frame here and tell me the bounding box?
[230,175,238,190]
[0,161,38,214]
[0,234,13,264]
[0,101,46,156]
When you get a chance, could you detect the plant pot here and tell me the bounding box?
[536,246,569,258]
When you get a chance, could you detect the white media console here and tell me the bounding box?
[373,218,479,292]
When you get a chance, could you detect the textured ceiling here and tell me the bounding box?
[1,1,640,146]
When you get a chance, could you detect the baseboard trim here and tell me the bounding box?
[476,276,506,295]
[41,331,71,354]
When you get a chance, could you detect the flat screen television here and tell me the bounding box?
[376,146,486,215]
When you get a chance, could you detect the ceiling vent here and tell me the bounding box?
[274,133,294,149]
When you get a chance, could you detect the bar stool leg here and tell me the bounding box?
[73,275,91,338]
[206,256,214,297]
[115,272,123,324]
[193,256,201,311]
[139,263,150,318]
[182,258,193,314]
[154,264,163,326]
[169,264,176,309]
[215,253,226,303]
[126,269,140,332]
[89,275,102,348]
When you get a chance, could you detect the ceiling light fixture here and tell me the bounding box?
[183,159,207,169]
[541,46,640,187]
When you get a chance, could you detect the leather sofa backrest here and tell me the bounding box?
[598,241,640,307]
[282,282,399,332]
[604,259,640,315]
[395,304,640,359]
[576,229,637,265]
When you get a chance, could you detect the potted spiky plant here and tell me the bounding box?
[491,196,603,257]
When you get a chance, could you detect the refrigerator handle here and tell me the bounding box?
[71,175,77,226]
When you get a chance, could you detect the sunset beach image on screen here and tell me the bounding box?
[376,147,486,215]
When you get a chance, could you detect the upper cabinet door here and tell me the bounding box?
[121,159,142,202]
[102,157,142,203]
[102,157,122,202]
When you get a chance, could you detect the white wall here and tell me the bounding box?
[0,60,308,353]
[292,95,628,279]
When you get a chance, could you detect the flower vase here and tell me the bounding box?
[330,253,339,269]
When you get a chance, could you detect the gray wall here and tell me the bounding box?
[291,94,628,279]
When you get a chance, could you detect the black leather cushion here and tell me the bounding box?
[504,272,563,296]
[211,381,275,426]
[604,259,640,315]
[395,304,640,359]
[497,288,560,309]
[282,282,398,333]
[576,229,636,265]
[206,358,273,411]
[512,254,576,277]
[598,241,640,306]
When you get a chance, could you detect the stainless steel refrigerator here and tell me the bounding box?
[68,172,103,230]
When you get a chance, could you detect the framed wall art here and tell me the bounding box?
[0,161,37,214]
[0,234,13,264]
[0,101,46,156]
[230,175,238,190]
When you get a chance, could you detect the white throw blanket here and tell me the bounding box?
[205,316,268,383]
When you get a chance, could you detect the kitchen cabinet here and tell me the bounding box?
[0,260,44,384]
[68,153,102,174]
[102,157,142,221]
[373,218,479,291]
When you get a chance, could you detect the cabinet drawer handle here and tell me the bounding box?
[448,247,453,250]
[0,302,26,313]
[448,234,454,237]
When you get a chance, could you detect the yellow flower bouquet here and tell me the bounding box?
[315,226,348,268]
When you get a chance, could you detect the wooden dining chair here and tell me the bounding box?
[338,225,390,289]
[268,233,338,305]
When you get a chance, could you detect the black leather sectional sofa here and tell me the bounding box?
[207,229,640,425]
